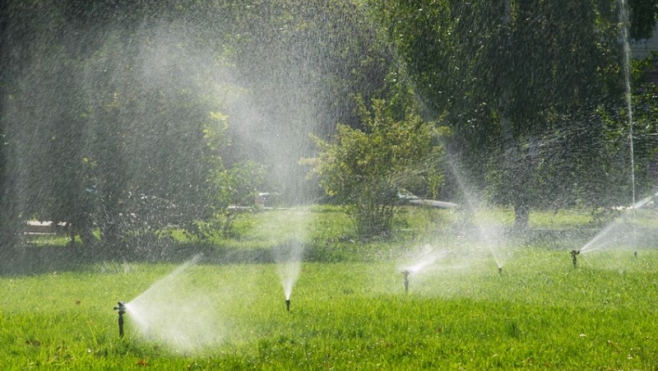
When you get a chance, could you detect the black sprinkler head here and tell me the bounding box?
[114,301,126,314]
[114,301,126,337]
[498,266,503,275]
[402,270,410,293]
[570,250,580,268]
[285,299,291,312]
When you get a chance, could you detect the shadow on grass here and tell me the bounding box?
[5,224,649,276]
[0,240,346,276]
[522,225,658,250]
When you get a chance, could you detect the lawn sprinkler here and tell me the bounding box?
[498,266,503,275]
[285,299,291,312]
[634,251,638,259]
[114,301,126,337]
[402,270,410,293]
[570,250,580,268]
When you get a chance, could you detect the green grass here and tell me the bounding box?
[7,207,658,369]
[2,246,658,370]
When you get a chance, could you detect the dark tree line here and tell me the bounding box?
[1,1,245,252]
[373,0,658,230]
[0,0,396,251]
[0,0,657,250]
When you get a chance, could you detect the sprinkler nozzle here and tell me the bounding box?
[402,270,410,293]
[285,299,290,311]
[570,250,580,268]
[113,301,126,337]
[634,251,638,258]
[498,266,503,275]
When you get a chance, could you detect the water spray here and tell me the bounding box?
[114,301,126,337]
[402,270,410,293]
[570,250,580,268]
[285,298,291,312]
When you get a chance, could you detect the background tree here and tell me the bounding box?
[76,15,241,249]
[194,160,265,239]
[375,0,627,230]
[1,0,655,254]
[305,97,444,238]
[0,0,258,252]
[629,0,658,40]
[0,0,23,251]
[626,52,658,201]
[222,0,394,204]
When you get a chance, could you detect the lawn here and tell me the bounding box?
[2,207,658,370]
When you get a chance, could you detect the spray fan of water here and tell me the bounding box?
[578,192,658,255]
[273,239,305,307]
[123,255,227,353]
[396,241,504,295]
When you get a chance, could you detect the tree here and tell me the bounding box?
[222,0,395,204]
[0,0,21,251]
[193,160,265,239]
[625,52,658,200]
[629,0,658,40]
[78,19,239,249]
[376,0,626,230]
[304,98,444,238]
[0,0,83,248]
[0,0,261,252]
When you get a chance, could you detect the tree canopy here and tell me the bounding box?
[0,0,656,250]
[305,98,444,237]
[373,0,648,229]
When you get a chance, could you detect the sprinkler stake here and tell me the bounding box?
[402,270,410,293]
[570,250,580,268]
[498,266,503,275]
[113,301,126,337]
[634,251,638,259]
[285,299,290,312]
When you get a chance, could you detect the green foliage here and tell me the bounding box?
[375,0,630,230]
[214,0,394,204]
[629,52,658,196]
[204,160,265,238]
[75,26,233,248]
[628,0,658,40]
[0,1,272,250]
[1,0,657,254]
[0,0,397,248]
[306,98,444,238]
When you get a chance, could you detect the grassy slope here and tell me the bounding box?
[2,207,658,369]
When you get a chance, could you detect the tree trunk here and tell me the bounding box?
[99,191,123,248]
[78,218,98,247]
[513,200,530,232]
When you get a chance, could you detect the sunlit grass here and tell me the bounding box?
[2,247,658,369]
[24,234,72,246]
[8,206,658,368]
